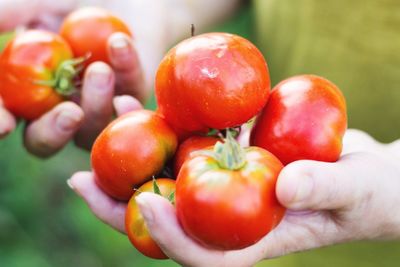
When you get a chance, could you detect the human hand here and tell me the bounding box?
[68,129,400,266]
[1,31,146,157]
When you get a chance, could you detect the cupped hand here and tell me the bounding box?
[68,129,400,267]
[1,32,146,157]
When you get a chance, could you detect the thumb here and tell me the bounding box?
[276,155,361,211]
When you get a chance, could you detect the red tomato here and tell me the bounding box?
[60,6,132,66]
[176,134,285,250]
[250,75,347,165]
[91,110,177,201]
[155,32,270,139]
[126,178,175,259]
[0,30,76,120]
[173,135,221,176]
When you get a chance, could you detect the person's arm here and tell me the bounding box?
[68,129,400,266]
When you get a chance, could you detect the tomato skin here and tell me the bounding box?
[0,30,72,120]
[173,135,220,177]
[91,110,177,201]
[176,146,285,250]
[155,32,270,138]
[126,178,175,259]
[250,75,347,165]
[60,6,132,66]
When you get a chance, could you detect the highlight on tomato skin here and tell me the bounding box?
[125,178,175,260]
[155,32,271,139]
[0,30,76,120]
[175,132,285,250]
[91,110,178,201]
[250,74,348,165]
[60,6,132,66]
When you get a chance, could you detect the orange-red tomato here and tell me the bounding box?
[155,32,270,139]
[173,135,220,176]
[250,75,347,165]
[125,178,175,259]
[60,6,132,66]
[91,110,177,201]
[176,144,285,250]
[0,30,74,120]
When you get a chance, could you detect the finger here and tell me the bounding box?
[136,193,260,267]
[24,102,84,158]
[0,0,39,30]
[113,95,143,117]
[276,153,371,211]
[74,62,115,150]
[0,98,16,138]
[107,32,148,103]
[68,171,127,233]
[342,129,382,155]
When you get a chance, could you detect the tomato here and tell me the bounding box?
[155,32,270,139]
[60,6,132,66]
[176,133,285,250]
[91,110,177,201]
[126,178,175,259]
[173,135,220,176]
[0,30,77,120]
[250,75,347,165]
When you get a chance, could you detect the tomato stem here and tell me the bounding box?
[213,129,246,170]
[34,53,89,96]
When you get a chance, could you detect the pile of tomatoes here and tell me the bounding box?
[0,6,347,261]
[91,31,347,258]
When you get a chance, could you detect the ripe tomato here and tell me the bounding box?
[91,110,177,201]
[173,135,220,176]
[250,75,347,165]
[126,178,175,259]
[176,133,285,250]
[0,30,77,120]
[155,32,270,139]
[60,7,132,66]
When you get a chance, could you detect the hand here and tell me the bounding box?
[1,32,146,157]
[68,129,400,266]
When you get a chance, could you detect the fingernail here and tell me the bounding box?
[56,110,82,132]
[292,176,314,203]
[66,179,74,189]
[87,63,112,89]
[110,34,131,57]
[136,195,154,224]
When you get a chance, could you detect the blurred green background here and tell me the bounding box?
[1,1,400,267]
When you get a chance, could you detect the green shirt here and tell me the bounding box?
[254,0,400,142]
[252,0,400,266]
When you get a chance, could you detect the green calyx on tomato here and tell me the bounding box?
[34,54,88,96]
[212,130,246,170]
[152,177,175,204]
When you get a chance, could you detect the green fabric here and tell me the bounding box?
[253,0,400,142]
[251,0,400,266]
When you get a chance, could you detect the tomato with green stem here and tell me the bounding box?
[91,110,177,201]
[126,178,175,259]
[0,30,82,120]
[250,75,347,165]
[155,32,271,139]
[60,6,132,66]
[176,131,285,250]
